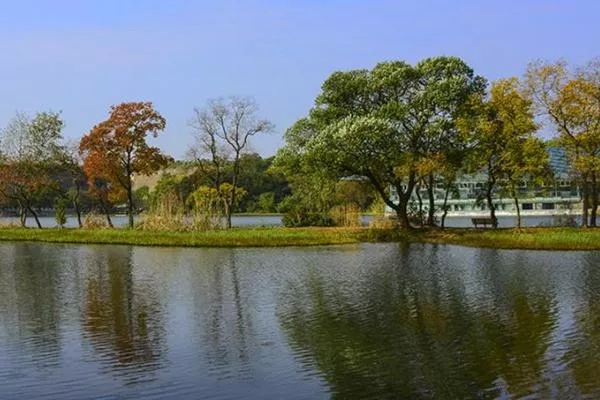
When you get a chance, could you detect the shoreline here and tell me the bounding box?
[0,226,599,251]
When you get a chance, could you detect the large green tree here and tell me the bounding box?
[279,57,485,228]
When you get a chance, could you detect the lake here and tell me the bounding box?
[1,242,599,399]
[0,214,576,228]
[0,214,284,228]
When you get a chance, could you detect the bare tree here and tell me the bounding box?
[189,96,274,228]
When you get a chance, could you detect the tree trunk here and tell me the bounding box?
[127,184,134,229]
[74,185,83,228]
[591,172,598,227]
[441,183,451,230]
[415,185,423,227]
[106,212,114,228]
[512,188,521,230]
[27,204,43,229]
[19,203,26,228]
[395,198,411,230]
[74,201,82,228]
[100,203,114,228]
[426,173,436,226]
[485,178,498,229]
[582,176,589,228]
[224,200,232,229]
[228,193,235,229]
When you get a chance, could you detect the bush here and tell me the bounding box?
[368,216,398,229]
[187,186,225,231]
[136,214,187,231]
[282,208,335,227]
[137,191,187,231]
[552,214,578,228]
[82,212,109,229]
[256,192,276,213]
[55,199,67,228]
[330,203,362,227]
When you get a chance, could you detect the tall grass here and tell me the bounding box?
[137,192,186,231]
[330,203,362,227]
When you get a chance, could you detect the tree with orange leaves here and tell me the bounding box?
[80,102,172,228]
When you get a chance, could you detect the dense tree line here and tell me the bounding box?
[2,56,598,230]
[0,100,296,229]
[275,56,600,229]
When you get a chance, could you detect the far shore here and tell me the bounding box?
[0,226,600,251]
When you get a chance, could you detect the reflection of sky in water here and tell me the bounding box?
[0,214,581,228]
[1,242,600,398]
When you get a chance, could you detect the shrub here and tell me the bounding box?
[187,186,225,231]
[330,203,362,227]
[552,214,578,228]
[282,207,335,227]
[55,199,67,228]
[368,216,398,229]
[82,212,109,229]
[137,191,186,231]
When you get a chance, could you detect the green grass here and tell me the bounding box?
[392,227,600,251]
[0,226,599,251]
[0,227,368,248]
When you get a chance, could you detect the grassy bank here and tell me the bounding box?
[0,226,600,251]
[0,227,368,248]
[391,227,600,251]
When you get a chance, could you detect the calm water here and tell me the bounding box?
[0,215,284,228]
[1,242,600,399]
[0,214,574,228]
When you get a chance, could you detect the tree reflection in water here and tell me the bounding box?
[188,249,254,378]
[279,244,559,399]
[566,252,600,398]
[82,246,165,383]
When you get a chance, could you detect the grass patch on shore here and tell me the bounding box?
[0,226,599,251]
[391,227,600,251]
[0,227,368,248]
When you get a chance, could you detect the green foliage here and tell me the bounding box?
[55,199,67,228]
[281,208,335,228]
[277,57,486,228]
[82,211,109,229]
[256,192,276,213]
[464,77,551,227]
[133,186,150,211]
[186,184,247,231]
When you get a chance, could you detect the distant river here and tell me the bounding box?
[0,214,284,228]
[1,242,600,398]
[0,214,576,228]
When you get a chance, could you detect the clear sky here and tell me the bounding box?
[1,0,598,159]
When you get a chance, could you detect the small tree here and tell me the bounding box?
[0,111,65,228]
[55,198,67,228]
[189,96,274,228]
[524,59,600,227]
[80,102,173,229]
[464,78,546,228]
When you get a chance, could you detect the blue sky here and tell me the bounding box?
[0,0,598,159]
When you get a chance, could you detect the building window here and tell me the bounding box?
[522,203,533,210]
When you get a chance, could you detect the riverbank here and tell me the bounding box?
[0,227,368,247]
[391,227,600,251]
[0,227,599,250]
